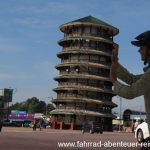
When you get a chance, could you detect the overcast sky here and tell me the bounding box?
[0,0,149,114]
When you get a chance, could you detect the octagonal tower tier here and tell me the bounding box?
[51,16,119,131]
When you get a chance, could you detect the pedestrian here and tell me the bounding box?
[39,119,42,131]
[134,120,140,131]
[110,30,150,136]
[33,119,37,131]
[0,120,3,132]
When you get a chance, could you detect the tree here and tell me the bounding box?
[9,97,48,114]
[27,97,39,113]
[10,102,25,111]
[35,101,46,113]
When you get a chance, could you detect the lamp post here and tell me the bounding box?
[45,96,55,115]
[45,103,47,116]
[118,96,122,132]
[139,105,142,120]
[47,96,53,102]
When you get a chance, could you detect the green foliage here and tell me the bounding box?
[9,97,49,114]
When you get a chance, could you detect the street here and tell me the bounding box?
[0,127,143,150]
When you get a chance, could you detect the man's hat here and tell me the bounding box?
[131,30,150,47]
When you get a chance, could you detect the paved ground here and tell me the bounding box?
[0,127,145,150]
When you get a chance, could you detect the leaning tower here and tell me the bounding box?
[51,16,119,131]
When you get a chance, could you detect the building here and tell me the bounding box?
[123,109,146,121]
[51,16,119,131]
[0,88,13,120]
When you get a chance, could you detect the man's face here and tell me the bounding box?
[138,46,148,61]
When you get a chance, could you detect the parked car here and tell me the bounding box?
[23,120,32,127]
[135,122,150,143]
[3,119,12,126]
[82,120,103,134]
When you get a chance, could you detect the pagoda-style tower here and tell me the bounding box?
[51,16,119,131]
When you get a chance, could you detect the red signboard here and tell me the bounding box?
[0,108,9,113]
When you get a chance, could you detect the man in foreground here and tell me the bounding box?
[110,30,150,137]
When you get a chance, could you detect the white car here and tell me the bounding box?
[135,122,150,143]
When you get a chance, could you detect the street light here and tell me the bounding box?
[139,105,142,119]
[117,96,122,132]
[47,96,53,102]
[45,96,56,115]
[47,96,56,109]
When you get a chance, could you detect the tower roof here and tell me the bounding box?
[60,15,119,35]
[70,16,114,28]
